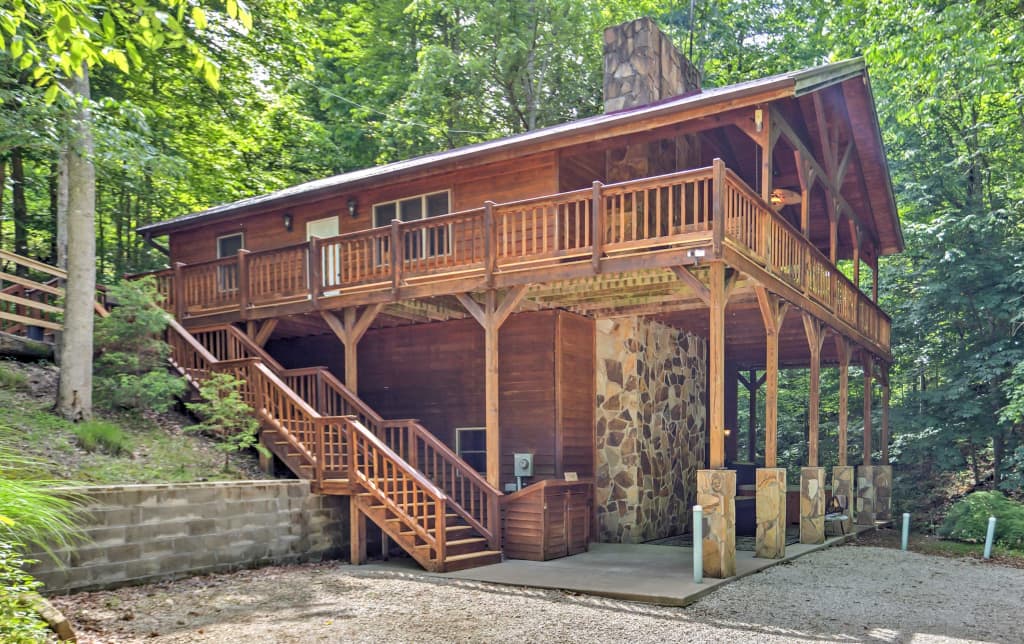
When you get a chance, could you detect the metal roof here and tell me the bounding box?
[138,58,870,237]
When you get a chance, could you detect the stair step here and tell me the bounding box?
[441,550,502,572]
[416,537,487,557]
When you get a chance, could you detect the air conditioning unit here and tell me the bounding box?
[513,452,534,478]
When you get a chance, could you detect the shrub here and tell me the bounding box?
[186,372,264,471]
[0,364,28,391]
[0,445,83,554]
[938,491,1024,550]
[73,420,129,455]
[93,278,185,413]
[0,541,48,644]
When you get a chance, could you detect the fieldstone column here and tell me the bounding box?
[800,467,826,544]
[697,469,736,578]
[755,468,786,558]
[856,465,877,525]
[831,465,855,534]
[874,465,893,521]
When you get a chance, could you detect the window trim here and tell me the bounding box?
[216,231,245,258]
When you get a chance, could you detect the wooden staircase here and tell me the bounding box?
[165,319,502,572]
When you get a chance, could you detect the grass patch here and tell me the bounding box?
[0,364,28,391]
[73,421,129,455]
[0,363,261,485]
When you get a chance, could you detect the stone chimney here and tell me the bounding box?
[603,17,701,114]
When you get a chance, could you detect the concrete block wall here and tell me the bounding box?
[29,480,348,594]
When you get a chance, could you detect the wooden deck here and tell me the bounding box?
[141,161,891,361]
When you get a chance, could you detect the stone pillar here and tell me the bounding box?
[831,465,855,534]
[755,468,786,558]
[874,465,893,521]
[800,467,826,544]
[697,469,736,578]
[856,465,877,525]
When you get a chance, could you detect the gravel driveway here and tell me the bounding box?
[52,544,1023,643]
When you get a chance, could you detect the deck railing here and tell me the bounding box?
[720,168,891,348]
[145,161,889,352]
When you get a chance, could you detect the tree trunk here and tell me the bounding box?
[56,68,96,422]
[993,431,1005,487]
[0,156,6,248]
[55,151,69,270]
[11,147,28,273]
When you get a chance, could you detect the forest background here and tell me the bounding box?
[2,0,1022,518]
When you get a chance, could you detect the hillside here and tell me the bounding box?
[0,359,268,485]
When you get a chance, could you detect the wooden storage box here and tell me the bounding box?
[501,479,593,561]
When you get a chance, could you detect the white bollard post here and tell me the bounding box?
[693,504,703,584]
[901,512,910,551]
[983,516,997,560]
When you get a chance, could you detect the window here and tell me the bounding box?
[455,427,486,475]
[217,232,244,258]
[373,190,451,259]
[216,233,244,292]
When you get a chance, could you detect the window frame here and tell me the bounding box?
[372,190,452,260]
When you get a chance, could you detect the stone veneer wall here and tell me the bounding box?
[603,17,702,113]
[595,317,707,543]
[29,480,348,594]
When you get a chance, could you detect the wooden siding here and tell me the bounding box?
[555,311,596,478]
[168,152,558,266]
[265,308,595,490]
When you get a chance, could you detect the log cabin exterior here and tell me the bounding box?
[136,19,901,576]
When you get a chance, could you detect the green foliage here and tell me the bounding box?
[0,445,83,553]
[72,420,128,455]
[93,278,185,413]
[0,541,48,644]
[0,364,28,391]
[938,492,1024,550]
[186,372,263,471]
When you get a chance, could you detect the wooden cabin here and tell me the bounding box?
[137,18,901,576]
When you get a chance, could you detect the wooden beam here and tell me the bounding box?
[457,287,530,487]
[253,319,278,347]
[671,265,710,306]
[770,106,880,249]
[747,369,759,463]
[320,304,383,393]
[350,500,366,565]
[835,335,852,467]
[708,261,727,469]
[0,290,62,315]
[881,364,890,465]
[802,313,826,467]
[755,286,789,468]
[863,353,873,466]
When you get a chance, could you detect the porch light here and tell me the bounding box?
[686,248,706,265]
[282,212,294,232]
[347,197,359,218]
[769,188,801,207]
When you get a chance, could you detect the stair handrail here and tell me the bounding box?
[311,367,502,548]
[188,323,287,373]
[379,418,502,550]
[166,319,452,564]
[346,417,448,563]
[165,316,218,384]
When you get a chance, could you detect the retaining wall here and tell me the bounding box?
[29,480,348,594]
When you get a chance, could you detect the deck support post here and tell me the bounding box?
[321,304,383,394]
[456,286,529,488]
[737,370,764,464]
[800,466,826,544]
[802,313,825,468]
[881,364,890,465]
[863,353,874,466]
[835,336,852,467]
[350,498,367,565]
[708,261,728,469]
[755,286,788,468]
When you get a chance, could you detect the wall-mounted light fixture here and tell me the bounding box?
[686,248,707,265]
[347,197,359,218]
[754,107,764,133]
[282,212,294,232]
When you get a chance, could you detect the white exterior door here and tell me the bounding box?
[307,217,340,289]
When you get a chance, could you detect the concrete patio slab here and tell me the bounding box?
[437,525,874,606]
